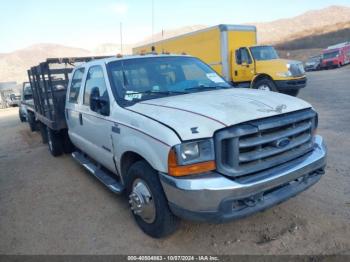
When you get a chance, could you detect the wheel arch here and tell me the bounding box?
[119,147,168,183]
[120,151,146,179]
[250,73,274,89]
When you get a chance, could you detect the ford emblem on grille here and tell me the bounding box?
[274,138,290,148]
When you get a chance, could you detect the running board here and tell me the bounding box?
[72,151,124,194]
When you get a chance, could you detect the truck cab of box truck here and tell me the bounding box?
[133,24,307,97]
[233,45,306,96]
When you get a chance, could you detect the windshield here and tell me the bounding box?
[249,46,279,61]
[323,51,339,59]
[307,57,320,62]
[108,56,231,105]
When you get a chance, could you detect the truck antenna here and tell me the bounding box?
[152,0,155,45]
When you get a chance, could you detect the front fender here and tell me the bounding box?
[113,130,171,174]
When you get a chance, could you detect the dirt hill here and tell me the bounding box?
[255,5,350,44]
[0,44,91,83]
[276,21,350,50]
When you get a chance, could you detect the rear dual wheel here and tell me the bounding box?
[47,128,64,157]
[46,128,74,157]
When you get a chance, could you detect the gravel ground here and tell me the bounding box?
[0,66,349,255]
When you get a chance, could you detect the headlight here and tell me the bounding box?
[168,139,216,176]
[276,71,292,77]
[175,139,214,165]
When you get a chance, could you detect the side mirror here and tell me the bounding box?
[90,87,110,116]
[90,87,100,112]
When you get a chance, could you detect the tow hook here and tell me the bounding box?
[242,193,264,207]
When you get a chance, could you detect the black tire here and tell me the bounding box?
[19,112,26,122]
[62,129,75,154]
[253,78,278,92]
[27,112,37,132]
[283,90,300,97]
[47,128,63,157]
[126,161,179,238]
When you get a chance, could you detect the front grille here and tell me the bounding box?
[290,63,305,77]
[215,109,316,177]
[326,61,334,66]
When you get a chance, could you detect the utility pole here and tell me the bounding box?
[152,0,154,44]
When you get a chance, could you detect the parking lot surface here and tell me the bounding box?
[0,66,349,255]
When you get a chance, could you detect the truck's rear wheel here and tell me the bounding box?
[126,161,179,238]
[47,128,63,157]
[253,78,278,92]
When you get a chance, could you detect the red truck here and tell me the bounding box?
[321,42,350,69]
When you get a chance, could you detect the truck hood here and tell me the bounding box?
[129,88,312,141]
[255,59,301,72]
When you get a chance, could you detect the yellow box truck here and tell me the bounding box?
[133,24,307,96]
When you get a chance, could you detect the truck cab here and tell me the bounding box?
[234,45,306,96]
[27,54,326,238]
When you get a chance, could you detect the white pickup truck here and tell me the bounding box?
[27,54,327,238]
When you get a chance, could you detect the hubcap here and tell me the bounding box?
[257,84,271,91]
[129,179,156,223]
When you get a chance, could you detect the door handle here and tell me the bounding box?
[79,113,83,125]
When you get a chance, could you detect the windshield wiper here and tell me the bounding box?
[185,85,230,92]
[125,90,188,96]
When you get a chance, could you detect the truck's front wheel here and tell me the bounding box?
[27,112,37,132]
[126,161,179,238]
[253,78,278,92]
[47,128,63,157]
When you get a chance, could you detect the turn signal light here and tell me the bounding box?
[168,149,216,177]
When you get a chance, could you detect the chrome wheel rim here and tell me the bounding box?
[129,179,156,223]
[257,84,271,91]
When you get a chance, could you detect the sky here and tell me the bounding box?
[0,0,349,53]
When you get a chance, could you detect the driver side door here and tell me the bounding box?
[232,47,255,83]
[76,65,115,172]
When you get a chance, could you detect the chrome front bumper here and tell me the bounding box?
[159,135,327,223]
